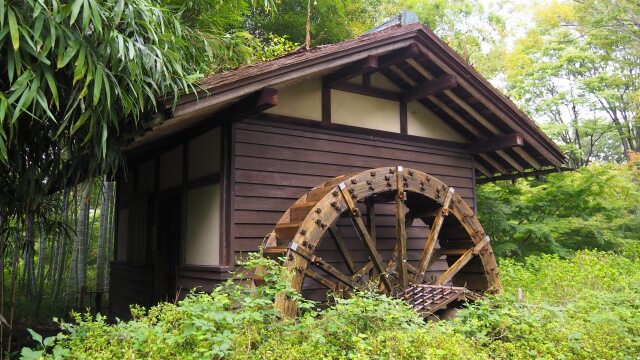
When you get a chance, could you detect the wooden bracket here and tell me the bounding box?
[469,133,524,154]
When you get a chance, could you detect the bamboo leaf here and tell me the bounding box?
[58,40,79,69]
[93,66,103,105]
[70,110,90,135]
[8,7,19,51]
[0,1,5,28]
[70,0,83,25]
[44,68,59,108]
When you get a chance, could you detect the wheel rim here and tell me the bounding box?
[263,166,500,317]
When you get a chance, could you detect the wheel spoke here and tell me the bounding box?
[434,236,490,285]
[395,166,409,289]
[338,182,392,292]
[329,225,356,274]
[305,267,339,291]
[311,255,355,288]
[415,187,455,283]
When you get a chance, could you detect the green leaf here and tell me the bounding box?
[7,7,19,51]
[93,66,103,105]
[58,40,79,69]
[20,347,42,360]
[27,328,43,345]
[0,0,5,28]
[69,0,83,25]
[44,68,59,108]
[70,109,90,135]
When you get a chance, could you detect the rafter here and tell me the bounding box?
[469,133,524,154]
[403,74,457,102]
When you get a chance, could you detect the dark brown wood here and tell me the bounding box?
[127,87,278,154]
[331,81,401,101]
[328,225,357,274]
[325,55,379,86]
[400,101,407,135]
[477,167,571,184]
[339,182,392,292]
[402,74,457,102]
[415,187,454,283]
[322,79,331,123]
[395,166,409,289]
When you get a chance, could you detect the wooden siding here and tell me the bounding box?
[109,262,153,320]
[233,118,477,298]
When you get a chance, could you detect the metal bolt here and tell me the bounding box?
[351,179,357,184]
[420,187,425,192]
[288,254,294,261]
[315,208,322,214]
[369,185,375,191]
[366,179,372,185]
[403,183,408,188]
[408,170,414,176]
[386,182,392,188]
[331,201,338,208]
[348,188,355,194]
[300,229,307,235]
[370,171,376,177]
[425,176,431,182]
[315,219,322,225]
[302,240,308,247]
[384,175,390,181]
[320,223,327,229]
[389,168,394,174]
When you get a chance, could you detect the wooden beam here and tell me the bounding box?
[338,182,391,292]
[513,147,542,170]
[395,166,409,289]
[469,133,524,154]
[322,79,331,123]
[402,74,457,102]
[478,153,508,175]
[325,55,379,86]
[496,150,524,172]
[386,66,484,138]
[331,82,401,101]
[415,187,454,284]
[311,255,355,288]
[400,101,407,134]
[329,225,357,274]
[305,268,339,290]
[476,167,571,184]
[414,44,565,167]
[434,236,490,285]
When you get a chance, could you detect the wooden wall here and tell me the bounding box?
[109,263,153,319]
[233,118,477,299]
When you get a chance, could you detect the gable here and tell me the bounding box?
[129,23,565,182]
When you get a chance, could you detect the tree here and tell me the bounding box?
[502,1,636,166]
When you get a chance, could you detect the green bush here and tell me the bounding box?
[22,250,640,359]
[477,163,640,257]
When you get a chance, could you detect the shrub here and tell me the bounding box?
[22,250,640,359]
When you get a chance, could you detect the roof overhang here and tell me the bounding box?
[127,23,566,182]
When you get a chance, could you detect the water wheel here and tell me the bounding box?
[261,166,500,318]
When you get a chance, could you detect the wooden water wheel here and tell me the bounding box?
[261,166,500,318]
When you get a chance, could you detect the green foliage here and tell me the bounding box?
[478,163,640,257]
[22,250,640,359]
[502,1,639,165]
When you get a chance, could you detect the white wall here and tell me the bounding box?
[332,90,400,133]
[407,101,467,143]
[265,78,322,121]
[263,76,467,143]
[185,184,221,265]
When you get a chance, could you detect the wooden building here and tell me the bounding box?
[110,23,564,318]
